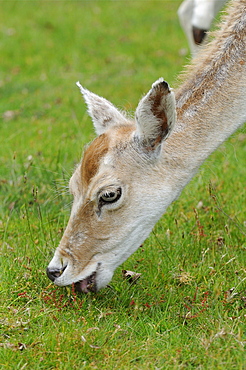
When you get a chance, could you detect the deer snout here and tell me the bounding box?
[46,265,67,282]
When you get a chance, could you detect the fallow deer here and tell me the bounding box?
[47,0,246,293]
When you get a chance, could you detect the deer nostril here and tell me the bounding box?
[46,265,67,282]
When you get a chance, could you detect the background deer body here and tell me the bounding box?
[178,0,227,55]
[47,0,246,293]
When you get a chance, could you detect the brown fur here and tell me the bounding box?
[81,133,110,187]
[150,91,169,140]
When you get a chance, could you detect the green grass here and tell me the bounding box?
[1,1,245,369]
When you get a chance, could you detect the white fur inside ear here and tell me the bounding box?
[76,81,128,136]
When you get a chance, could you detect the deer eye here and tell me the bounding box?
[99,188,122,204]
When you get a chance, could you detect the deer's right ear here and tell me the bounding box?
[134,78,176,152]
[76,82,128,136]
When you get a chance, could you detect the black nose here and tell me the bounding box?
[46,265,67,282]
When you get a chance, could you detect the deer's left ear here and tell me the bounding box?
[76,82,128,136]
[134,78,176,151]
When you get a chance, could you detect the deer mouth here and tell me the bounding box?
[74,271,97,293]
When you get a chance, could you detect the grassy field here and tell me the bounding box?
[1,1,245,369]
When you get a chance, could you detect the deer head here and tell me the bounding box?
[47,78,177,292]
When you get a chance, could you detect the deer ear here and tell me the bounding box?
[76,82,128,136]
[134,78,176,151]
